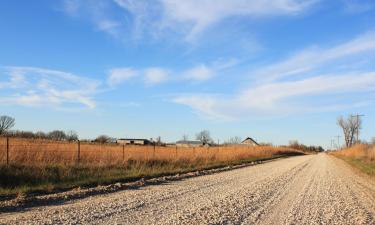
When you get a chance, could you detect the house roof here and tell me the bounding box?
[241,137,259,145]
[118,138,152,142]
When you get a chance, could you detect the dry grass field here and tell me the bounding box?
[332,144,375,175]
[0,137,299,166]
[0,137,302,195]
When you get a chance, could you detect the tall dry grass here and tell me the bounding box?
[0,137,303,195]
[0,137,299,166]
[333,144,375,163]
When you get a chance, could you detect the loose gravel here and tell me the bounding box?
[1,154,375,224]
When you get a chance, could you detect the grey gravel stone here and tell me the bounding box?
[1,154,375,224]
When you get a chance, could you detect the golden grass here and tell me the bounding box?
[332,144,375,163]
[0,137,299,166]
[332,144,375,176]
[0,138,304,195]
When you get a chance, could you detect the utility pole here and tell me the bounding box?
[335,135,341,150]
[351,114,365,143]
[330,139,335,150]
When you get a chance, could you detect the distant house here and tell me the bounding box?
[176,140,207,147]
[117,138,153,145]
[241,137,259,146]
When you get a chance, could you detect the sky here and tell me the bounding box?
[1,0,375,148]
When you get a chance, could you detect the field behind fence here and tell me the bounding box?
[0,137,295,166]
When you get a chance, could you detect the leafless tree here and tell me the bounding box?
[226,136,242,144]
[0,115,15,135]
[196,130,212,144]
[95,135,111,143]
[48,130,67,141]
[182,134,189,141]
[66,130,79,141]
[35,131,47,139]
[337,114,361,147]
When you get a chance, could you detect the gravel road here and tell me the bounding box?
[1,154,375,225]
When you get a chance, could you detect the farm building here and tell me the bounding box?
[117,138,154,145]
[176,140,207,147]
[241,137,259,146]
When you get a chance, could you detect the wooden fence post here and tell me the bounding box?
[153,143,156,159]
[175,145,178,159]
[6,137,9,165]
[122,144,125,162]
[77,140,81,164]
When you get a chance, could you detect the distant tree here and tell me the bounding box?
[182,134,189,141]
[48,130,67,141]
[95,135,111,143]
[229,136,242,144]
[35,131,47,139]
[0,115,15,135]
[196,130,212,144]
[337,114,361,147]
[66,130,79,141]
[371,137,375,146]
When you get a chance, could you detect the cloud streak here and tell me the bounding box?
[62,0,317,41]
[174,32,375,119]
[0,66,100,109]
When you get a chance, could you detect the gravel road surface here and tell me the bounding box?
[1,154,375,224]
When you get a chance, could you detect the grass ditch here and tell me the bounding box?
[331,144,375,176]
[0,153,303,197]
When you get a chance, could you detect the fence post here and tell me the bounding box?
[122,144,125,162]
[77,140,81,164]
[175,145,178,159]
[6,137,9,166]
[153,143,156,159]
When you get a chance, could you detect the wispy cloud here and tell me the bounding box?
[107,59,237,86]
[251,31,375,82]
[144,68,169,85]
[62,0,317,41]
[0,66,100,109]
[175,72,375,120]
[159,0,317,41]
[107,68,139,87]
[182,64,214,81]
[174,32,375,119]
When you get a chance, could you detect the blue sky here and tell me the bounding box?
[1,0,375,147]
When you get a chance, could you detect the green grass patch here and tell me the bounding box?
[336,156,375,176]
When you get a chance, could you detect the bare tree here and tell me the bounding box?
[196,130,212,144]
[95,135,111,143]
[66,130,79,141]
[182,134,189,141]
[226,136,242,144]
[35,131,47,139]
[48,130,67,141]
[0,115,15,135]
[337,114,361,147]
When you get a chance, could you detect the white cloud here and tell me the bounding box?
[183,64,214,81]
[107,68,139,86]
[173,32,375,119]
[0,66,100,109]
[62,0,317,41]
[252,32,375,82]
[160,0,317,40]
[144,68,169,85]
[174,72,375,119]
